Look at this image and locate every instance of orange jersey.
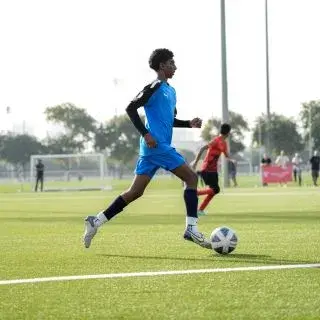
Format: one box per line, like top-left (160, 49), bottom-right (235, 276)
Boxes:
top-left (201, 136), bottom-right (228, 172)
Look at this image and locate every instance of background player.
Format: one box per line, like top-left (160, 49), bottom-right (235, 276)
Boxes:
top-left (34, 159), bottom-right (44, 192)
top-left (228, 157), bottom-right (238, 187)
top-left (310, 150), bottom-right (320, 186)
top-left (83, 48), bottom-right (211, 250)
top-left (191, 123), bottom-right (234, 216)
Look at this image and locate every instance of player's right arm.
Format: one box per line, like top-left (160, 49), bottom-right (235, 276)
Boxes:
top-left (125, 81), bottom-right (161, 148)
top-left (191, 144), bottom-right (209, 169)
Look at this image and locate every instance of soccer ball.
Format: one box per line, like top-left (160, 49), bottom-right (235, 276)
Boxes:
top-left (210, 226), bottom-right (238, 254)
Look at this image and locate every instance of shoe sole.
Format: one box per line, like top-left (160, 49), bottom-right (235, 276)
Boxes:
top-left (83, 218), bottom-right (97, 248)
top-left (184, 231), bottom-right (212, 249)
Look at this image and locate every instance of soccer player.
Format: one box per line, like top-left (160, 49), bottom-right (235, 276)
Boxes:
top-left (191, 124), bottom-right (234, 216)
top-left (228, 158), bottom-right (238, 187)
top-left (34, 159), bottom-right (44, 192)
top-left (83, 48), bottom-right (211, 250)
top-left (310, 150), bottom-right (320, 186)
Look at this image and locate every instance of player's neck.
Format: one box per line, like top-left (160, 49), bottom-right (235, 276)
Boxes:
top-left (157, 73), bottom-right (168, 82)
top-left (220, 134), bottom-right (227, 140)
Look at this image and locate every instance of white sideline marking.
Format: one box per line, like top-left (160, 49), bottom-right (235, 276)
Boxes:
top-left (1, 264), bottom-right (319, 286)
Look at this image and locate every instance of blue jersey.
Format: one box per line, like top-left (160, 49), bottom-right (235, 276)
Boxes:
top-left (141, 81), bottom-right (177, 156)
top-left (129, 80), bottom-right (177, 156)
top-left (126, 79), bottom-right (191, 157)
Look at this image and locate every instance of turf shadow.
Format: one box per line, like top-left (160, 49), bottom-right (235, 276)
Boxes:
top-left (98, 253), bottom-right (319, 265)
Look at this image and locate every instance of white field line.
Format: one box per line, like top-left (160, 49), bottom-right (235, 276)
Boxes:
top-left (1, 263), bottom-right (319, 286)
top-left (0, 191), bottom-right (319, 202)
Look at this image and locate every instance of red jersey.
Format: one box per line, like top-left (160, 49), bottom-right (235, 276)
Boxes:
top-left (201, 135), bottom-right (228, 172)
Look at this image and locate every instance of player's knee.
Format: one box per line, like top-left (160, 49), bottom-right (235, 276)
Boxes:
top-left (124, 188), bottom-right (144, 202)
top-left (213, 186), bottom-right (220, 194)
top-left (186, 171), bottom-right (198, 188)
top-left (132, 190), bottom-right (144, 200)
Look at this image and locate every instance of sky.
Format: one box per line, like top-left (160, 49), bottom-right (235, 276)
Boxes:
top-left (0, 0), bottom-right (320, 141)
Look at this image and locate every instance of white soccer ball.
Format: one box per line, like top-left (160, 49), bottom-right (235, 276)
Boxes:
top-left (210, 226), bottom-right (238, 254)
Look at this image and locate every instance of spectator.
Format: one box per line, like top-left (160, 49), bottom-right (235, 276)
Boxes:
top-left (228, 159), bottom-right (238, 187)
top-left (261, 153), bottom-right (271, 186)
top-left (310, 151), bottom-right (320, 186)
top-left (275, 150), bottom-right (289, 186)
top-left (34, 159), bottom-right (44, 192)
top-left (275, 150), bottom-right (289, 168)
top-left (292, 153), bottom-right (303, 186)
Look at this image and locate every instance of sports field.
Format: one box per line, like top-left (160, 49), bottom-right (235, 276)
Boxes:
top-left (0, 177), bottom-right (319, 319)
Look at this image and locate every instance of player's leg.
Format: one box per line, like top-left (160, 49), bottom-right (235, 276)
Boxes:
top-left (196, 171), bottom-right (214, 216)
top-left (312, 171), bottom-right (317, 186)
top-left (298, 170), bottom-right (302, 186)
top-left (293, 169), bottom-right (297, 182)
top-left (233, 172), bottom-right (238, 187)
top-left (314, 171), bottom-right (319, 186)
top-left (34, 176), bottom-right (39, 192)
top-left (198, 172), bottom-right (220, 215)
top-left (40, 175), bottom-right (44, 192)
top-left (166, 154), bottom-right (211, 249)
top-left (83, 157), bottom-right (156, 248)
top-left (196, 171), bottom-right (214, 215)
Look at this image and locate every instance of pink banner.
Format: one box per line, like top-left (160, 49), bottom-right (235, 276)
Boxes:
top-left (262, 165), bottom-right (293, 184)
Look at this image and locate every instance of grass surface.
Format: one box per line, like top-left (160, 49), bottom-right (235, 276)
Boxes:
top-left (0, 178), bottom-right (320, 319)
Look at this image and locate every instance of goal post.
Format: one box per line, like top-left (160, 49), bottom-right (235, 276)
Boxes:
top-left (30, 153), bottom-right (109, 192)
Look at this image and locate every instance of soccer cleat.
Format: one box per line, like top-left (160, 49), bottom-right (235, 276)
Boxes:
top-left (183, 226), bottom-right (212, 249)
top-left (83, 216), bottom-right (98, 248)
top-left (197, 210), bottom-right (207, 216)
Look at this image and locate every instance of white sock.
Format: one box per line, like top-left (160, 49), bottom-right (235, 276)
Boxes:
top-left (94, 212), bottom-right (108, 227)
top-left (186, 216), bottom-right (198, 232)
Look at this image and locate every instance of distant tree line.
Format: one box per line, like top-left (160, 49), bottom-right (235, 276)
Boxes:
top-left (1, 100), bottom-right (319, 176)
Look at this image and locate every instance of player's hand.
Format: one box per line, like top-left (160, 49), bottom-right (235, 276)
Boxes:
top-left (144, 133), bottom-right (157, 148)
top-left (190, 117), bottom-right (202, 128)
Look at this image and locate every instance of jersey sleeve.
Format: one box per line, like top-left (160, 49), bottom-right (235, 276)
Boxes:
top-left (125, 80), bottom-right (162, 136)
top-left (208, 138), bottom-right (217, 149)
top-left (173, 108), bottom-right (191, 127)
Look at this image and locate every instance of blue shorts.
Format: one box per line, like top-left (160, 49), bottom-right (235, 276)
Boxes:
top-left (135, 149), bottom-right (186, 178)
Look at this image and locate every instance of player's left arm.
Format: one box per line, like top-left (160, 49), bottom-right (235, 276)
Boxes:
top-left (222, 144), bottom-right (235, 163)
top-left (225, 154), bottom-right (235, 163)
top-left (173, 108), bottom-right (202, 128)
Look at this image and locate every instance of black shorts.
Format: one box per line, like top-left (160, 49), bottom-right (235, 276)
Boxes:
top-left (198, 171), bottom-right (219, 189)
top-left (312, 170), bottom-right (319, 178)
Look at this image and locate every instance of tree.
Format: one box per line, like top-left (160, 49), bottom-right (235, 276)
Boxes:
top-left (43, 135), bottom-right (83, 155)
top-left (300, 100), bottom-right (320, 151)
top-left (252, 113), bottom-right (303, 156)
top-left (201, 111), bottom-right (249, 154)
top-left (94, 115), bottom-right (141, 178)
top-left (0, 134), bottom-right (45, 178)
top-left (45, 102), bottom-right (97, 152)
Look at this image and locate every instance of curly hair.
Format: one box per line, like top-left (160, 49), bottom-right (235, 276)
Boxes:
top-left (149, 48), bottom-right (174, 71)
top-left (220, 123), bottom-right (231, 135)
